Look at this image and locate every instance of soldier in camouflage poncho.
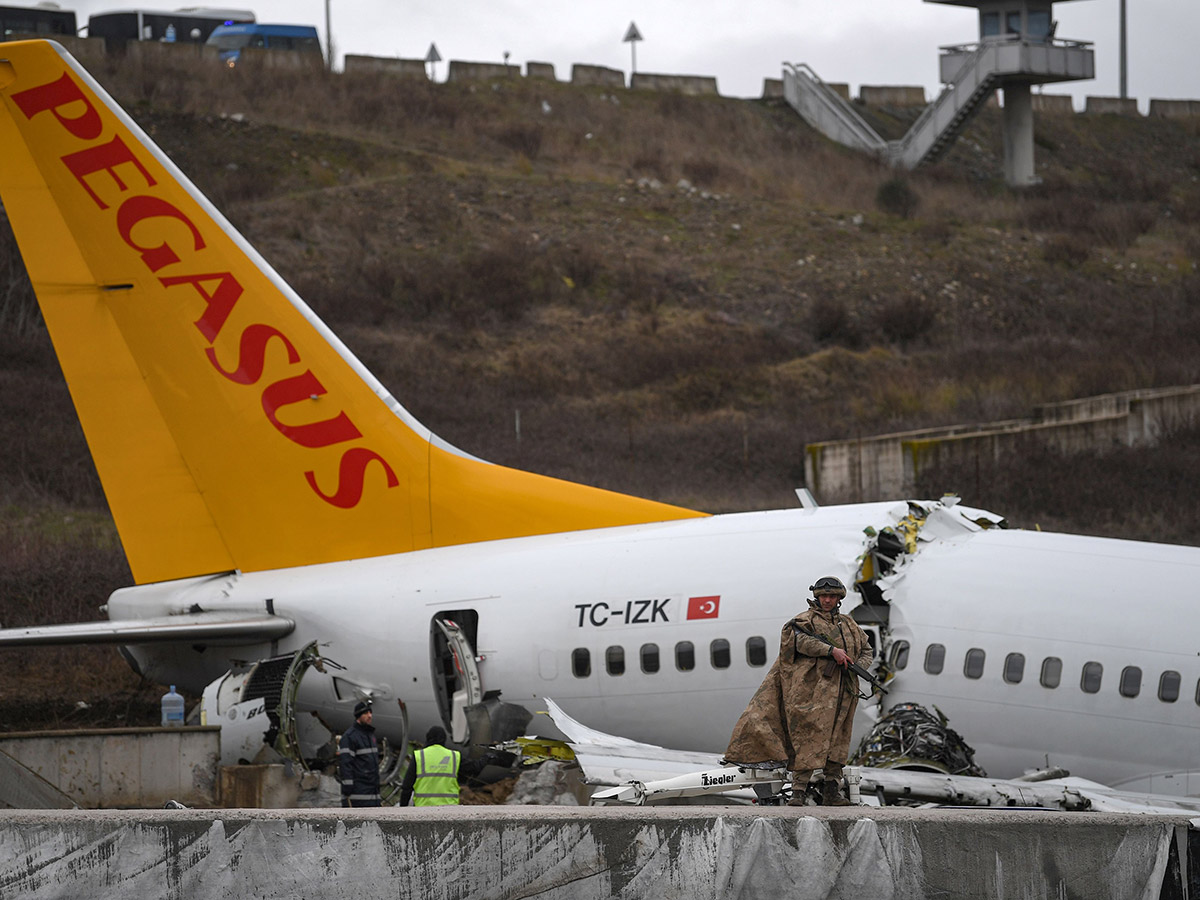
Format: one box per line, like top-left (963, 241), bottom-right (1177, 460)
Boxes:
top-left (724, 576), bottom-right (873, 806)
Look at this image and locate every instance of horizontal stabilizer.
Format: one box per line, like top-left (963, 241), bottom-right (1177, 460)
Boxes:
top-left (0, 613), bottom-right (294, 647)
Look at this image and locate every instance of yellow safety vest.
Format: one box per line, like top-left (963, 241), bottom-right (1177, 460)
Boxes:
top-left (413, 744), bottom-right (461, 806)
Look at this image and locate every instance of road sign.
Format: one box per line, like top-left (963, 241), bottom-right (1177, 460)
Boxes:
top-left (425, 43), bottom-right (442, 63)
top-left (623, 22), bottom-right (642, 43)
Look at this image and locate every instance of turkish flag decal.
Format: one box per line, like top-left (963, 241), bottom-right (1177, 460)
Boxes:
top-left (687, 595), bottom-right (720, 619)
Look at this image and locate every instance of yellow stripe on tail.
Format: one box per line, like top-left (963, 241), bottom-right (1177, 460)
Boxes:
top-left (0, 41), bottom-right (705, 584)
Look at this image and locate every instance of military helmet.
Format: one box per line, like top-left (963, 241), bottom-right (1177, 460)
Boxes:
top-left (809, 576), bottom-right (847, 599)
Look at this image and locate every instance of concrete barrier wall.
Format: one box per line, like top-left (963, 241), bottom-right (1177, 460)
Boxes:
top-left (571, 63), bottom-right (625, 88)
top-left (762, 77), bottom-right (783, 98)
top-left (0, 727), bottom-right (220, 808)
top-left (0, 807), bottom-right (1187, 899)
top-left (126, 40), bottom-right (219, 64)
top-left (1033, 92), bottom-right (1075, 114)
top-left (527, 61), bottom-right (556, 80)
top-left (630, 72), bottom-right (719, 96)
top-left (344, 55), bottom-right (427, 77)
top-left (448, 60), bottom-right (519, 82)
top-left (860, 85), bottom-right (926, 106)
top-left (807, 385), bottom-right (1200, 502)
top-left (238, 46), bottom-right (324, 71)
top-left (1149, 99), bottom-right (1200, 118)
top-left (1085, 96), bottom-right (1139, 115)
top-left (6, 34), bottom-right (106, 64)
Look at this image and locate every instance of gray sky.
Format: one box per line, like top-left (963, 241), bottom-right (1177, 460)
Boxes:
top-left (64, 0), bottom-right (1200, 110)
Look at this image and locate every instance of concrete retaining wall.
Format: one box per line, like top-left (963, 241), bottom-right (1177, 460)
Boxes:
top-left (860, 85), bottom-right (926, 106)
top-left (1033, 92), bottom-right (1075, 114)
top-left (126, 40), bottom-right (219, 64)
top-left (448, 60), bottom-right (519, 82)
top-left (806, 385), bottom-right (1200, 502)
top-left (630, 72), bottom-right (719, 96)
top-left (238, 46), bottom-right (324, 71)
top-left (344, 55), bottom-right (427, 77)
top-left (0, 806), bottom-right (1187, 899)
top-left (527, 61), bottom-right (556, 80)
top-left (571, 63), bottom-right (625, 88)
top-left (1150, 99), bottom-right (1200, 118)
top-left (1085, 95), bottom-right (1139, 115)
top-left (5, 34), bottom-right (106, 64)
top-left (0, 727), bottom-right (220, 808)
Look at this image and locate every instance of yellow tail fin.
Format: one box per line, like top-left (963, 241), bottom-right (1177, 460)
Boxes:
top-left (0, 41), bottom-right (704, 584)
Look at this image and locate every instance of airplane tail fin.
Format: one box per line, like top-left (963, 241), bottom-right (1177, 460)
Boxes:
top-left (0, 41), bottom-right (704, 584)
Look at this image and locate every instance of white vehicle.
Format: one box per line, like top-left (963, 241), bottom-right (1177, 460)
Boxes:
top-left (1, 39), bottom-right (1197, 795)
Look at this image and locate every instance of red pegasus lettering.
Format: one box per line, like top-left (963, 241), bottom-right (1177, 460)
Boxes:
top-left (11, 71), bottom-right (102, 140)
top-left (262, 371), bottom-right (362, 449)
top-left (206, 323), bottom-right (299, 385)
top-left (117, 195), bottom-right (206, 273)
top-left (305, 448), bottom-right (399, 509)
top-left (61, 135), bottom-right (156, 210)
top-left (159, 272), bottom-right (243, 342)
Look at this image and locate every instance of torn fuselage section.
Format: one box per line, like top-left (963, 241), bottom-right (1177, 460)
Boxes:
top-left (845, 496), bottom-right (1007, 693)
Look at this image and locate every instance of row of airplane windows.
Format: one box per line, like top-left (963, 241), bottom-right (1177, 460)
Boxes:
top-left (570, 637), bottom-right (1198, 704)
top-left (571, 637), bottom-right (770, 678)
top-left (892, 641), bottom-right (1194, 703)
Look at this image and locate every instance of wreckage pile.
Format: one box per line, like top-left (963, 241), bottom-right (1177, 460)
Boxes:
top-left (851, 702), bottom-right (986, 777)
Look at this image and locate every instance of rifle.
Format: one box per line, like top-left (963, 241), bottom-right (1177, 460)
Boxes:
top-left (793, 624), bottom-right (889, 695)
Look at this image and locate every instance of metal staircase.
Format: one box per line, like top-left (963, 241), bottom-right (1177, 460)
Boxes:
top-left (782, 37), bottom-right (1094, 173)
top-left (782, 63), bottom-right (886, 158)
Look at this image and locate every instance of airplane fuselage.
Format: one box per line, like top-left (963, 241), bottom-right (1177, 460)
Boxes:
top-left (112, 500), bottom-right (1200, 795)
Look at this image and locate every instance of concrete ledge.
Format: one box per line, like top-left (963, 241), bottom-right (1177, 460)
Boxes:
top-left (1033, 92), bottom-right (1075, 114)
top-left (1085, 95), bottom-right (1140, 115)
top-left (448, 60), bottom-right (520, 81)
top-left (571, 63), bottom-right (625, 88)
top-left (0, 727), bottom-right (220, 808)
top-left (860, 84), bottom-right (926, 106)
top-left (344, 55), bottom-right (427, 77)
top-left (1149, 99), bottom-right (1200, 118)
top-left (630, 72), bottom-right (719, 96)
top-left (0, 807), bottom-right (1186, 899)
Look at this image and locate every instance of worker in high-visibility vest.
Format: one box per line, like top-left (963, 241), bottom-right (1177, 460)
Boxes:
top-left (405, 726), bottom-right (463, 806)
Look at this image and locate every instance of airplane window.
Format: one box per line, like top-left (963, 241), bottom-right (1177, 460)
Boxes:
top-left (711, 639), bottom-right (731, 669)
top-left (1159, 670), bottom-right (1180, 702)
top-left (606, 646), bottom-right (625, 676)
top-left (891, 641), bottom-right (910, 670)
top-left (964, 648), bottom-right (985, 679)
top-left (1081, 661), bottom-right (1103, 693)
top-left (746, 636), bottom-right (767, 667)
top-left (676, 641), bottom-right (695, 672)
top-left (1118, 666), bottom-right (1141, 698)
top-left (924, 643), bottom-right (945, 675)
top-left (572, 648), bottom-right (591, 678)
top-left (1040, 657), bottom-right (1062, 688)
top-left (1003, 652), bottom-right (1025, 684)
top-left (641, 643), bottom-right (660, 674)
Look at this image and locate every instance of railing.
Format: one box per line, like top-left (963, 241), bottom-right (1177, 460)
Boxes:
top-left (782, 62), bottom-right (885, 154)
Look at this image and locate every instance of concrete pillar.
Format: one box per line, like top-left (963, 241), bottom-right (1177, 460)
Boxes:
top-left (1002, 82), bottom-right (1036, 187)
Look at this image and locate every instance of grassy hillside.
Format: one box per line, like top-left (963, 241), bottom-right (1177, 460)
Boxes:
top-left (1, 54), bottom-right (1198, 725)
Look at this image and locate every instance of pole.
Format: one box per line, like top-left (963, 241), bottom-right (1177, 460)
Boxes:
top-left (1119, 0), bottom-right (1126, 99)
top-left (324, 0), bottom-right (333, 70)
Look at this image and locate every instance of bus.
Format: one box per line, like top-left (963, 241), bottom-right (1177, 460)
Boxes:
top-left (87, 7), bottom-right (254, 53)
top-left (0, 3), bottom-right (77, 40)
top-left (205, 22), bottom-right (322, 66)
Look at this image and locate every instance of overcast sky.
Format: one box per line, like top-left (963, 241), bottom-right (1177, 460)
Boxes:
top-left (64, 0), bottom-right (1200, 110)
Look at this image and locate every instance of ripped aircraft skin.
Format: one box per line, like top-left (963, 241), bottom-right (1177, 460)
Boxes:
top-left (1, 41), bottom-right (1198, 797)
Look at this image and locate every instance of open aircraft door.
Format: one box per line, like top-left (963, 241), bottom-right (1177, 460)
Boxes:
top-left (431, 615), bottom-right (483, 744)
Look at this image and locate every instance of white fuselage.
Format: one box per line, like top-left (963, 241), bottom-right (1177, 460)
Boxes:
top-left (109, 500), bottom-right (1200, 795)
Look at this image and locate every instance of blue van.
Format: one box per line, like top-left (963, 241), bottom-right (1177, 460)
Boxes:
top-left (206, 23), bottom-right (323, 66)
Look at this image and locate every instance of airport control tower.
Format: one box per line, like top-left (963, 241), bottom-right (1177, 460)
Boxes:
top-left (926, 0), bottom-right (1095, 185)
top-left (783, 0), bottom-right (1095, 186)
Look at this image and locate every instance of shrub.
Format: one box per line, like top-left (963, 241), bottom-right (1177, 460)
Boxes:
top-left (875, 177), bottom-right (920, 219)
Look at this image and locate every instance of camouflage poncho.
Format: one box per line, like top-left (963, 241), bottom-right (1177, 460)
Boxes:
top-left (724, 604), bottom-right (873, 771)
